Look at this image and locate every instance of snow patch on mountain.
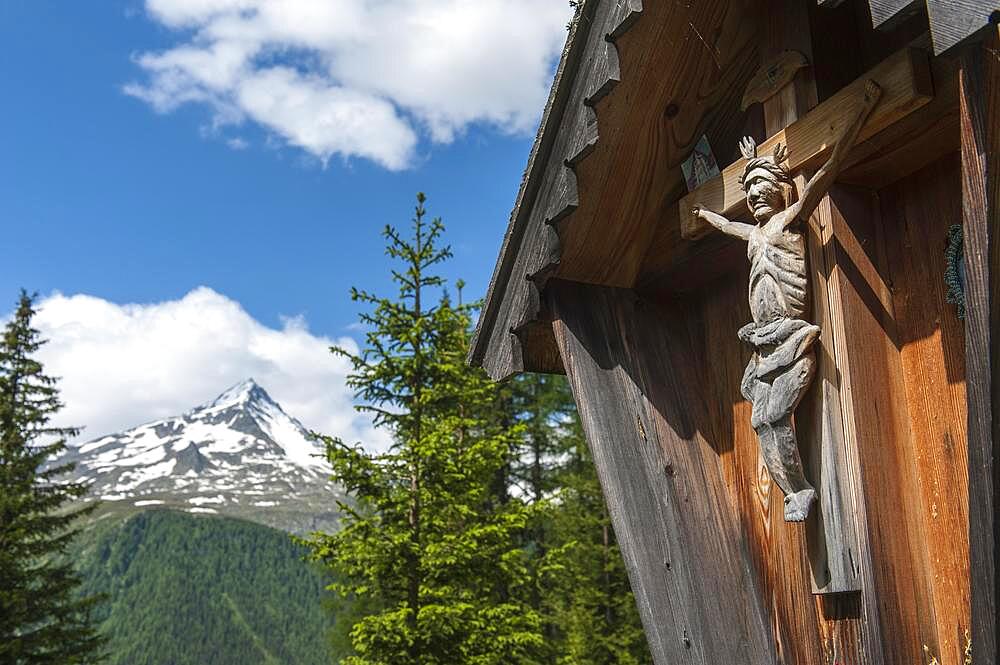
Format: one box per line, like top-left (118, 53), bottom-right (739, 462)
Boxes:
top-left (55, 379), bottom-right (342, 533)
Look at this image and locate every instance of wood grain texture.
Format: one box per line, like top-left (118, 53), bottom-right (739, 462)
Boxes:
top-left (741, 50), bottom-right (810, 110)
top-left (868, 0), bottom-right (924, 30)
top-left (682, 162), bottom-right (974, 664)
top-left (549, 279), bottom-right (777, 665)
top-left (469, 0), bottom-right (600, 379)
top-left (926, 0), bottom-right (999, 54)
top-left (881, 155), bottom-right (971, 665)
top-left (760, 4), bottom-right (864, 598)
top-left (869, 0), bottom-right (996, 54)
top-left (679, 47), bottom-right (934, 241)
top-left (819, 185), bottom-right (935, 665)
top-left (795, 182), bottom-right (865, 596)
top-left (697, 277), bottom-right (840, 665)
top-left (565, 105), bottom-right (599, 167)
top-left (960, 26), bottom-right (1000, 664)
top-left (839, 53), bottom-right (958, 189)
top-left (607, 0), bottom-right (642, 40)
top-left (555, 0), bottom-right (761, 287)
top-left (585, 39), bottom-right (621, 105)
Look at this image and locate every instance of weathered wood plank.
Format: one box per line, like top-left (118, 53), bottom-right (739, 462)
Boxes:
top-left (585, 39), bottom-right (621, 105)
top-left (470, 0), bottom-right (602, 380)
top-left (565, 105), bottom-right (599, 167)
top-left (960, 25), bottom-right (1000, 664)
top-left (880, 155), bottom-right (972, 665)
top-left (697, 277), bottom-right (834, 665)
top-left (868, 0), bottom-right (924, 30)
top-left (927, 0), bottom-right (999, 54)
top-left (608, 0), bottom-right (642, 40)
top-left (543, 166), bottom-right (579, 227)
top-left (679, 47), bottom-right (934, 241)
top-left (474, 0), bottom-right (648, 381)
top-left (839, 53), bottom-right (959, 188)
top-left (794, 183), bottom-right (864, 596)
top-left (741, 51), bottom-right (810, 111)
top-left (549, 279), bottom-right (776, 665)
top-left (820, 185), bottom-right (937, 665)
top-left (759, 4), bottom-right (865, 599)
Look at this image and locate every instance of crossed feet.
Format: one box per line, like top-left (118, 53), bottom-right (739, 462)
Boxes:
top-left (783, 488), bottom-right (817, 522)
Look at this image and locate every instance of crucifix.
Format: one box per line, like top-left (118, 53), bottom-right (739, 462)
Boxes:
top-left (678, 46), bottom-right (933, 593)
top-left (691, 80), bottom-right (882, 523)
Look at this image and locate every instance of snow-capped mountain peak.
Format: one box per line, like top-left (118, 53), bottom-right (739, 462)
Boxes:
top-left (56, 379), bottom-right (339, 533)
top-left (200, 377), bottom-right (272, 411)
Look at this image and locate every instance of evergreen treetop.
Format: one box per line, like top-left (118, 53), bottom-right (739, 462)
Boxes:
top-left (0, 290), bottom-right (105, 664)
top-left (306, 194), bottom-right (543, 665)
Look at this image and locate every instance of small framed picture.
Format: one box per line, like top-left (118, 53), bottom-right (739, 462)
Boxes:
top-left (682, 135), bottom-right (720, 192)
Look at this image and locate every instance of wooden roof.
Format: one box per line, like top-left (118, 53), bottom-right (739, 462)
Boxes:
top-left (470, 0), bottom-right (995, 381)
top-left (867, 0), bottom-right (998, 54)
top-left (468, 0), bottom-right (645, 381)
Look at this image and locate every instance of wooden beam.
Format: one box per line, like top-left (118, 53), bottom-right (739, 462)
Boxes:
top-left (678, 47), bottom-right (933, 241)
top-left (468, 0), bottom-right (599, 380)
top-left (838, 54), bottom-right (959, 189)
top-left (878, 156), bottom-right (972, 665)
top-left (868, 0), bottom-right (924, 30)
top-left (548, 280), bottom-right (777, 665)
top-left (741, 51), bottom-right (810, 111)
top-left (960, 25), bottom-right (1000, 664)
top-left (760, 1), bottom-right (869, 600)
top-left (927, 0), bottom-right (999, 54)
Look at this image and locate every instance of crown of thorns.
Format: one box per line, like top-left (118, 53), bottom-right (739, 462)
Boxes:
top-left (739, 136), bottom-right (791, 189)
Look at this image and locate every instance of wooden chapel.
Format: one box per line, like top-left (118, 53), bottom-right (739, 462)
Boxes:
top-left (469, 1), bottom-right (1000, 663)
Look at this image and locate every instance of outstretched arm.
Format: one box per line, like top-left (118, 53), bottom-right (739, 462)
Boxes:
top-left (693, 206), bottom-right (754, 241)
top-left (786, 80), bottom-right (882, 225)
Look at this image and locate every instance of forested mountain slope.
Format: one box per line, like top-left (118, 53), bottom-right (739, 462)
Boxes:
top-left (72, 509), bottom-right (333, 665)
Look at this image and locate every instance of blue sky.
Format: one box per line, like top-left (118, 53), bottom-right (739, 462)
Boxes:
top-left (0, 0), bottom-right (571, 444)
top-left (1, 0), bottom-right (568, 333)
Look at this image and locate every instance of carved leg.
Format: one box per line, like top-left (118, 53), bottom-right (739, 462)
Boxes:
top-left (757, 417), bottom-right (816, 522)
top-left (748, 352), bottom-right (818, 522)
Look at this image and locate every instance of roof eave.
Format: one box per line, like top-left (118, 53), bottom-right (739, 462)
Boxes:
top-left (468, 0), bottom-right (598, 368)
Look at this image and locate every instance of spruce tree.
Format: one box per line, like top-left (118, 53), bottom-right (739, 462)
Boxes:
top-left (509, 374), bottom-right (651, 664)
top-left (306, 194), bottom-right (543, 665)
top-left (541, 411), bottom-right (649, 665)
top-left (0, 291), bottom-right (105, 664)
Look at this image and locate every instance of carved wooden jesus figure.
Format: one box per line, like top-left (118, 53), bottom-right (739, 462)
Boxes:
top-left (692, 80), bottom-right (882, 522)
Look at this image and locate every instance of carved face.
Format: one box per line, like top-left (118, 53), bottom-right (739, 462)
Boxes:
top-left (745, 175), bottom-right (784, 223)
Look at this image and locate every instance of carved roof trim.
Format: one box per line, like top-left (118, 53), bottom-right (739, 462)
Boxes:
top-left (467, 0), bottom-right (598, 370)
top-left (469, 0), bottom-right (642, 378)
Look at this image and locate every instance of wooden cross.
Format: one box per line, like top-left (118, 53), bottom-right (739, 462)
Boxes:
top-left (676, 46), bottom-right (934, 595)
top-left (679, 48), bottom-right (933, 241)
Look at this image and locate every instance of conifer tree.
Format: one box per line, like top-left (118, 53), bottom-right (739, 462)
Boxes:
top-left (540, 412), bottom-right (649, 664)
top-left (0, 291), bottom-right (105, 664)
top-left (508, 374), bottom-right (650, 664)
top-left (306, 194), bottom-right (543, 665)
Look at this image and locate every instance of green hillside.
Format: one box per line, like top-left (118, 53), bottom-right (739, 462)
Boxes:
top-left (72, 509), bottom-right (334, 665)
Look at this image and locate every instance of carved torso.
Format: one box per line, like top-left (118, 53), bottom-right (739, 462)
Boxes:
top-left (747, 220), bottom-right (807, 325)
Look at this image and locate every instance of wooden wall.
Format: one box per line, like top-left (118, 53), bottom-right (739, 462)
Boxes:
top-left (641, 152), bottom-right (970, 664)
top-left (533, 4), bottom-right (977, 664)
top-left (549, 280), bottom-right (777, 665)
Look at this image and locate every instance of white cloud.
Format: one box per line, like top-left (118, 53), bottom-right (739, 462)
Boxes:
top-left (124, 0), bottom-right (573, 168)
top-left (30, 287), bottom-right (391, 452)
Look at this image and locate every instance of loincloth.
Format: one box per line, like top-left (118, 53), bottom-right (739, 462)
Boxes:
top-left (739, 317), bottom-right (821, 428)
